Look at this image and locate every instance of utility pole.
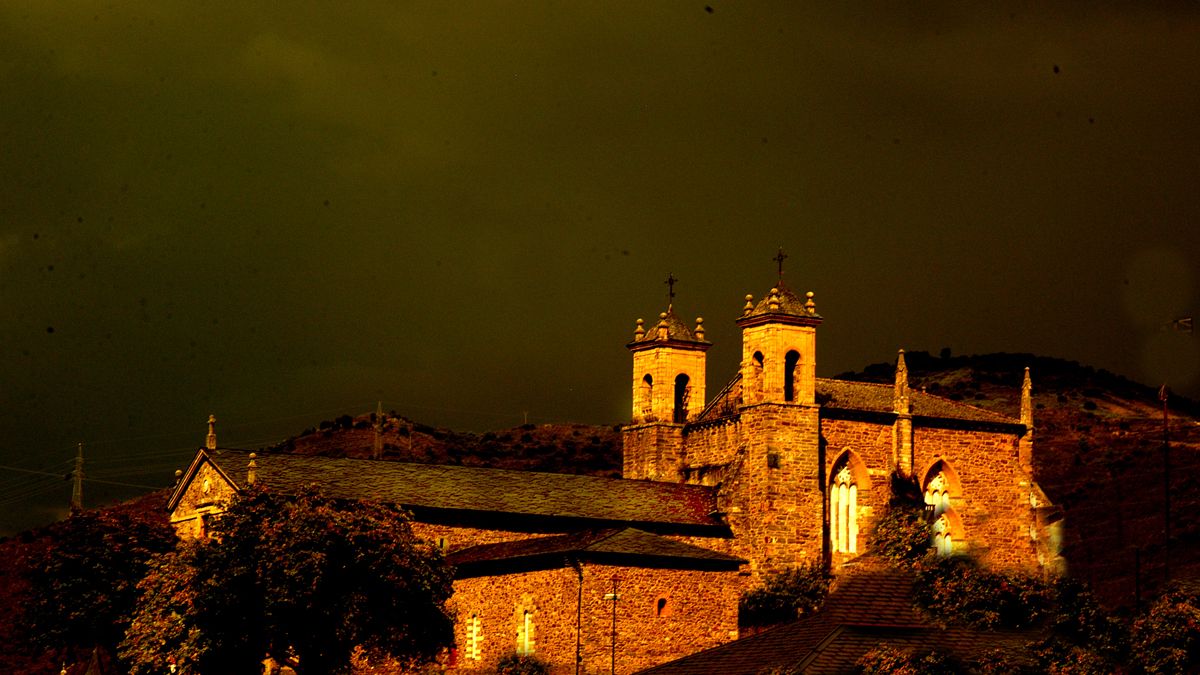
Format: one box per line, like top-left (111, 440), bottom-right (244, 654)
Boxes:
top-left (373, 401), bottom-right (384, 460)
top-left (1161, 384), bottom-right (1171, 582)
top-left (70, 443), bottom-right (83, 511)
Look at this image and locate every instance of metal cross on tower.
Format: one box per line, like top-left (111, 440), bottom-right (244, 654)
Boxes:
top-left (774, 247), bottom-right (788, 281)
top-left (665, 273), bottom-right (677, 304)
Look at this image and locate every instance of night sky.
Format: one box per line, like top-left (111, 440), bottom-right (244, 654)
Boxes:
top-left (2, 3), bottom-right (1198, 535)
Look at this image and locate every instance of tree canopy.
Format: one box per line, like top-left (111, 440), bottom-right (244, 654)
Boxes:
top-left (21, 493), bottom-right (176, 673)
top-left (120, 486), bottom-right (455, 675)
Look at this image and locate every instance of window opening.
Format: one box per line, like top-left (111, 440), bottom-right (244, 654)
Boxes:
top-left (467, 613), bottom-right (482, 661)
top-left (518, 609), bottom-right (535, 655)
top-left (830, 464), bottom-right (857, 553)
top-left (673, 374), bottom-right (690, 423)
top-left (784, 350), bottom-right (800, 401)
top-left (641, 374), bottom-right (653, 418)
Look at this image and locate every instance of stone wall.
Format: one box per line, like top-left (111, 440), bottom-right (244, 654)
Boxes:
top-left (169, 457), bottom-right (240, 539)
top-left (448, 563), bottom-right (740, 675)
top-left (913, 425), bottom-right (1038, 572)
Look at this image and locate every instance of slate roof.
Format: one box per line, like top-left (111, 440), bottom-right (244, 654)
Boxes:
top-left (636, 563), bottom-right (1039, 675)
top-left (742, 282), bottom-right (820, 321)
top-left (815, 378), bottom-right (1018, 425)
top-left (691, 374), bottom-right (1017, 426)
top-left (627, 305), bottom-right (710, 348)
top-left (195, 450), bottom-right (723, 530)
top-left (448, 527), bottom-right (744, 576)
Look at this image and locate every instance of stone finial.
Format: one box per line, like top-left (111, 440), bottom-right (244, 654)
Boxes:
top-left (656, 312), bottom-right (669, 340)
top-left (1021, 367), bottom-right (1033, 428)
top-left (893, 349), bottom-right (911, 414)
top-left (173, 469), bottom-right (183, 486)
top-left (247, 452), bottom-right (257, 486)
top-left (804, 291), bottom-right (816, 314)
top-left (634, 318), bottom-right (645, 340)
top-left (206, 414), bottom-right (217, 450)
top-left (742, 294), bottom-right (754, 316)
top-left (768, 288), bottom-right (780, 312)
top-left (695, 317), bottom-right (705, 341)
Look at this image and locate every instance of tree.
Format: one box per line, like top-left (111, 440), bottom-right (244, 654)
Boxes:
top-left (855, 644), bottom-right (961, 675)
top-left (739, 563), bottom-right (830, 628)
top-left (23, 494), bottom-right (176, 672)
top-left (121, 487), bottom-right (455, 675)
top-left (1130, 587), bottom-right (1200, 674)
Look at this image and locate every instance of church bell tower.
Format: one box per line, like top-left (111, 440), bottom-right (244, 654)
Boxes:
top-left (622, 276), bottom-right (710, 481)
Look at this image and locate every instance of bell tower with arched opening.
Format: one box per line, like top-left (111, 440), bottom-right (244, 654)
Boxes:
top-left (623, 280), bottom-right (710, 481)
top-left (725, 262), bottom-right (827, 572)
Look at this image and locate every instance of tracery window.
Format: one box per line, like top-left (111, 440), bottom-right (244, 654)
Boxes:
top-left (830, 464), bottom-right (858, 554)
top-left (924, 470), bottom-right (958, 556)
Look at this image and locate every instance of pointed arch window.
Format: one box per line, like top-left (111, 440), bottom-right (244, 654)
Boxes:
top-left (830, 465), bottom-right (858, 553)
top-left (923, 470), bottom-right (960, 556)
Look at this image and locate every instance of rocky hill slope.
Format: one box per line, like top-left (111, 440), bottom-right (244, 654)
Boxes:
top-left (263, 415), bottom-right (624, 478)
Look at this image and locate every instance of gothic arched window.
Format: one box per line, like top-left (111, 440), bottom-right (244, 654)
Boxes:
top-left (830, 464), bottom-right (858, 554)
top-left (923, 467), bottom-right (961, 556)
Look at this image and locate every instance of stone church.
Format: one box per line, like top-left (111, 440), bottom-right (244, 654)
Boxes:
top-left (167, 274), bottom-right (1061, 674)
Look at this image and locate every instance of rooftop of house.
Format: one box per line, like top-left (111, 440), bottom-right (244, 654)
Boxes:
top-left (449, 527), bottom-right (745, 577)
top-left (170, 449), bottom-right (725, 531)
top-left (636, 560), bottom-right (1039, 674)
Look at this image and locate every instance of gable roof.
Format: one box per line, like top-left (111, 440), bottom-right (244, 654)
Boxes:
top-left (690, 374), bottom-right (1018, 427)
top-left (177, 449), bottom-right (724, 531)
top-left (636, 564), bottom-right (1039, 674)
top-left (816, 379), bottom-right (1018, 425)
top-left (449, 527), bottom-right (744, 577)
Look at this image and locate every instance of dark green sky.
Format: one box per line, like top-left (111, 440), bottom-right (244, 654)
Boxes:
top-left (1, 3), bottom-right (1197, 535)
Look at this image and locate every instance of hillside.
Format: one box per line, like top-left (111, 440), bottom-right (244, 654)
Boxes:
top-left (837, 351), bottom-right (1200, 608)
top-left (263, 415), bottom-right (623, 478)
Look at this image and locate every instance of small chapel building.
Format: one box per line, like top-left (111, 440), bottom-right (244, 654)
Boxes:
top-left (167, 273), bottom-right (1062, 674)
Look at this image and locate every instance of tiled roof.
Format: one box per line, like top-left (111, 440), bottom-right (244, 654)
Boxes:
top-left (627, 305), bottom-right (709, 347)
top-left (816, 379), bottom-right (1018, 425)
top-left (743, 282), bottom-right (819, 320)
top-left (690, 375), bottom-right (1017, 426)
top-left (448, 527), bottom-right (743, 574)
top-left (637, 564), bottom-right (1040, 675)
top-left (203, 450), bottom-right (722, 529)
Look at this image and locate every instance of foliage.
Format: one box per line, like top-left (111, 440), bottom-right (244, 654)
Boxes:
top-left (0, 531), bottom-right (59, 675)
top-left (913, 555), bottom-right (1051, 629)
top-left (494, 652), bottom-right (552, 675)
top-left (120, 487), bottom-right (455, 675)
top-left (855, 644), bottom-right (961, 675)
top-left (23, 494), bottom-right (176, 671)
top-left (1130, 586), bottom-right (1200, 674)
top-left (870, 501), bottom-right (930, 563)
top-left (738, 563), bottom-right (831, 628)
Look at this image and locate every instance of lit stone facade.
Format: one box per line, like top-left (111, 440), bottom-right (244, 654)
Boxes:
top-left (448, 562), bottom-right (739, 674)
top-left (623, 279), bottom-right (1062, 580)
top-left (165, 275), bottom-right (1062, 675)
